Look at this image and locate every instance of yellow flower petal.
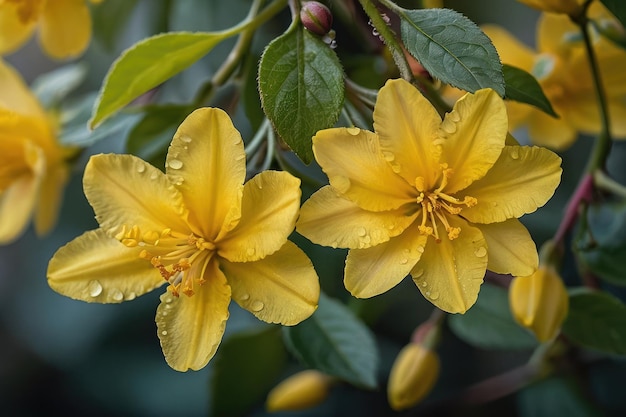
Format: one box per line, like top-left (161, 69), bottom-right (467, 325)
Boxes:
top-left (478, 219), bottom-right (538, 277)
top-left (461, 146), bottom-right (562, 224)
top-left (0, 5), bottom-right (36, 55)
top-left (156, 259), bottom-right (231, 371)
top-left (312, 127), bottom-right (415, 211)
top-left (166, 108), bottom-right (246, 240)
top-left (374, 79), bottom-right (441, 188)
top-left (39, 0), bottom-right (91, 58)
top-left (537, 10), bottom-right (580, 55)
top-left (47, 229), bottom-right (165, 303)
top-left (439, 89), bottom-right (508, 193)
top-left (527, 110), bottom-right (577, 150)
top-left (344, 225), bottom-right (428, 298)
top-left (217, 171), bottom-right (301, 262)
top-left (266, 370), bottom-right (332, 412)
top-left (387, 343), bottom-right (439, 411)
top-left (0, 59), bottom-right (46, 119)
top-left (83, 154), bottom-right (189, 236)
top-left (0, 140), bottom-right (44, 244)
top-left (412, 216), bottom-right (486, 313)
top-left (221, 241), bottom-right (319, 325)
top-left (34, 163), bottom-right (69, 236)
top-left (482, 24), bottom-right (535, 72)
top-left (297, 186), bottom-right (417, 249)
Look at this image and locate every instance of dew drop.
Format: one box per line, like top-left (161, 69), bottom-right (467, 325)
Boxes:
top-left (125, 292), bottom-right (137, 301)
top-left (332, 175), bottom-right (351, 191)
top-left (180, 135), bottom-right (192, 143)
top-left (390, 163), bottom-right (401, 173)
top-left (88, 280), bottom-right (103, 297)
top-left (150, 171), bottom-right (159, 180)
top-left (330, 241), bottom-right (339, 248)
top-left (161, 311), bottom-right (168, 316)
top-left (136, 164), bottom-right (146, 173)
top-left (357, 227), bottom-right (367, 237)
top-left (347, 127), bottom-right (360, 136)
top-left (448, 111), bottom-right (461, 122)
top-left (420, 281), bottom-right (428, 287)
top-left (161, 330), bottom-right (168, 336)
top-left (413, 268), bottom-right (424, 279)
top-left (246, 247), bottom-right (256, 256)
top-left (400, 258), bottom-right (408, 265)
top-left (510, 148), bottom-right (520, 160)
top-left (417, 246), bottom-right (425, 253)
top-left (474, 246), bottom-right (487, 258)
top-left (111, 289), bottom-right (124, 301)
top-left (168, 159), bottom-right (183, 169)
top-left (382, 151), bottom-right (395, 162)
top-left (251, 300), bottom-right (265, 312)
top-left (240, 293), bottom-right (250, 301)
top-left (441, 119), bottom-right (457, 134)
top-left (428, 291), bottom-right (440, 300)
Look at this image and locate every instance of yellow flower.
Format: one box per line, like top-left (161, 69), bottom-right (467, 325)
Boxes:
top-left (484, 3), bottom-right (626, 149)
top-left (517, 0), bottom-right (585, 16)
top-left (387, 343), bottom-right (439, 411)
top-left (0, 0), bottom-right (102, 59)
top-left (0, 58), bottom-right (73, 244)
top-left (47, 107), bottom-right (320, 371)
top-left (509, 265), bottom-right (569, 342)
top-left (266, 370), bottom-right (332, 412)
top-left (296, 79), bottom-right (562, 314)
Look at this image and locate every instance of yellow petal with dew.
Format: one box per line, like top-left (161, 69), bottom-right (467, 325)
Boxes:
top-left (345, 225), bottom-right (428, 298)
top-left (47, 229), bottom-right (165, 303)
top-left (166, 107), bottom-right (246, 240)
top-left (221, 241), bottom-right (319, 326)
top-left (509, 265), bottom-right (569, 342)
top-left (312, 127), bottom-right (415, 211)
top-left (0, 58), bottom-right (46, 119)
top-left (412, 216), bottom-right (486, 313)
top-left (374, 78), bottom-right (441, 188)
top-left (217, 171), bottom-right (301, 262)
top-left (438, 89), bottom-right (508, 193)
top-left (297, 185), bottom-right (417, 250)
top-left (387, 343), bottom-right (439, 411)
top-left (83, 153), bottom-right (189, 237)
top-left (461, 146), bottom-right (562, 224)
top-left (39, 0), bottom-right (91, 58)
top-left (481, 24), bottom-right (536, 72)
top-left (478, 219), bottom-right (538, 277)
top-left (156, 259), bottom-right (231, 371)
top-left (0, 6), bottom-right (36, 56)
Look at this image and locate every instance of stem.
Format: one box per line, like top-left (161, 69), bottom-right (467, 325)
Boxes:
top-left (553, 173), bottom-right (594, 245)
top-left (357, 0), bottom-right (413, 81)
top-left (594, 170), bottom-right (626, 198)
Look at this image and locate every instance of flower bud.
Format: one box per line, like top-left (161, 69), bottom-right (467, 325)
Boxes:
top-left (516, 0), bottom-right (584, 16)
top-left (509, 265), bottom-right (569, 342)
top-left (266, 370), bottom-right (332, 412)
top-left (387, 343), bottom-right (439, 411)
top-left (300, 1), bottom-right (333, 36)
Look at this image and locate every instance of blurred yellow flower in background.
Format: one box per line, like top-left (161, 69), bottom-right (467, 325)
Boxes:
top-left (517, 0), bottom-right (584, 16)
top-left (0, 0), bottom-right (102, 59)
top-left (266, 370), bottom-right (333, 412)
top-left (0, 58), bottom-right (74, 244)
top-left (484, 3), bottom-right (626, 149)
top-left (387, 342), bottom-right (439, 411)
top-left (48, 108), bottom-right (320, 371)
top-left (297, 79), bottom-right (562, 314)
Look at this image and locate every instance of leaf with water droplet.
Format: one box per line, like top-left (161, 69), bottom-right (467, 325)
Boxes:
top-left (259, 24), bottom-right (344, 163)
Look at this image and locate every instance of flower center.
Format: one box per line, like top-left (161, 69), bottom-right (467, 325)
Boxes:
top-left (414, 164), bottom-right (477, 242)
top-left (114, 225), bottom-right (215, 297)
top-left (4, 0), bottom-right (44, 24)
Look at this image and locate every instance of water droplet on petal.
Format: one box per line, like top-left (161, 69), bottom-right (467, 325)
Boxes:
top-left (382, 151), bottom-right (395, 162)
top-left (111, 289), bottom-right (124, 301)
top-left (88, 280), bottom-right (103, 297)
top-left (417, 246), bottom-right (425, 253)
top-left (161, 330), bottom-right (168, 336)
top-left (246, 247), bottom-right (256, 256)
top-left (357, 227), bottom-right (367, 237)
top-left (474, 246), bottom-right (487, 257)
top-left (428, 291), bottom-right (440, 300)
top-left (240, 293), bottom-right (250, 301)
top-left (125, 292), bottom-right (137, 301)
top-left (180, 135), bottom-right (192, 143)
top-left (347, 127), bottom-right (360, 135)
top-left (136, 164), bottom-right (146, 173)
top-left (413, 268), bottom-right (424, 279)
top-left (330, 241), bottom-right (339, 248)
top-left (400, 258), bottom-right (408, 265)
top-left (168, 159), bottom-right (183, 169)
top-left (510, 148), bottom-right (520, 160)
top-left (441, 119), bottom-right (457, 134)
top-left (333, 176), bottom-right (351, 191)
top-left (150, 171), bottom-right (159, 180)
top-left (251, 300), bottom-right (264, 312)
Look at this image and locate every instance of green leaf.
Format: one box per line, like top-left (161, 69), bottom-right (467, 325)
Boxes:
top-left (90, 31), bottom-right (236, 129)
top-left (31, 63), bottom-right (88, 108)
top-left (282, 293), bottom-right (378, 389)
top-left (503, 64), bottom-right (558, 117)
top-left (258, 24), bottom-right (344, 164)
top-left (209, 326), bottom-right (287, 417)
top-left (601, 0), bottom-right (626, 29)
top-left (399, 8), bottom-right (505, 96)
top-left (562, 288), bottom-right (626, 356)
top-left (448, 283), bottom-right (538, 350)
top-left (126, 104), bottom-right (195, 160)
top-left (518, 376), bottom-right (605, 417)
top-left (574, 201), bottom-right (626, 286)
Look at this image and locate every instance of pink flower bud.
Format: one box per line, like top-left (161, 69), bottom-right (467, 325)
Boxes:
top-left (301, 2), bottom-right (333, 36)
